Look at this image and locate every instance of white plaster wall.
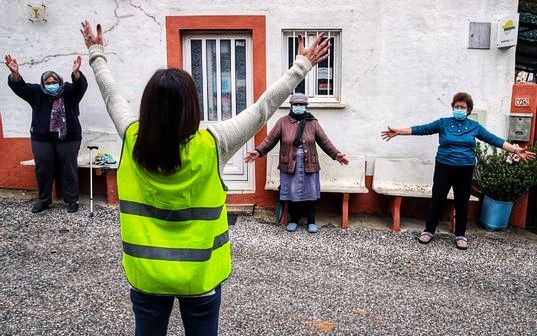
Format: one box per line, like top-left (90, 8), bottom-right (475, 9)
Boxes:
top-left (0, 0), bottom-right (167, 138)
top-left (1, 0), bottom-right (517, 175)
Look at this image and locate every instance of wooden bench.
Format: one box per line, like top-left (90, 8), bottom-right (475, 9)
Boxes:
top-left (20, 129), bottom-right (121, 205)
top-left (372, 157), bottom-right (479, 232)
top-left (265, 147), bottom-right (368, 229)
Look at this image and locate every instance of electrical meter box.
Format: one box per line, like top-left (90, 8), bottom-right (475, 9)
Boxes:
top-left (497, 14), bottom-right (519, 48)
top-left (509, 113), bottom-right (532, 141)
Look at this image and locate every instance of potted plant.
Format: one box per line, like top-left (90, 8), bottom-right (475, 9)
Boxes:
top-left (475, 143), bottom-right (537, 231)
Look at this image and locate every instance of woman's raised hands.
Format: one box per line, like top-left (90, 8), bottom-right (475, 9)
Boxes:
top-left (4, 54), bottom-right (20, 80)
top-left (80, 20), bottom-right (103, 48)
top-left (297, 34), bottom-right (330, 67)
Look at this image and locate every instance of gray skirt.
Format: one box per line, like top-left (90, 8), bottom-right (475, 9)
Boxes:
top-left (279, 146), bottom-right (321, 202)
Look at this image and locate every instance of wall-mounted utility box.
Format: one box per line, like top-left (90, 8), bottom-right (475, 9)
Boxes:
top-left (497, 14), bottom-right (519, 48)
top-left (468, 22), bottom-right (491, 49)
top-left (509, 113), bottom-right (532, 141)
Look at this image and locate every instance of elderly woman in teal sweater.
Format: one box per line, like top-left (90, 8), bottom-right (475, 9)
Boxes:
top-left (381, 92), bottom-right (535, 250)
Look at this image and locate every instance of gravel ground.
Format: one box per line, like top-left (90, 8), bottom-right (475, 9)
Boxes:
top-left (1, 197), bottom-right (536, 336)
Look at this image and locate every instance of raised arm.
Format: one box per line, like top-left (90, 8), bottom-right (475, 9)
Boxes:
top-left (5, 54), bottom-right (39, 105)
top-left (476, 124), bottom-right (505, 149)
top-left (410, 119), bottom-right (442, 136)
top-left (380, 127), bottom-right (412, 141)
top-left (81, 21), bottom-right (137, 138)
top-left (209, 34), bottom-right (330, 168)
top-left (381, 119), bottom-right (441, 142)
top-left (315, 122), bottom-right (348, 165)
top-left (70, 70), bottom-right (88, 105)
top-left (70, 56), bottom-right (88, 105)
top-left (244, 118), bottom-right (283, 163)
top-left (477, 125), bottom-right (536, 162)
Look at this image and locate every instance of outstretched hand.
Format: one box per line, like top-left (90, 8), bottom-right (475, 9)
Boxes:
top-left (381, 127), bottom-right (399, 141)
top-left (4, 54), bottom-right (20, 80)
top-left (518, 148), bottom-right (536, 162)
top-left (244, 151), bottom-right (260, 163)
top-left (336, 153), bottom-right (349, 165)
top-left (72, 56), bottom-right (82, 79)
top-left (297, 34), bottom-right (330, 67)
top-left (80, 20), bottom-right (103, 48)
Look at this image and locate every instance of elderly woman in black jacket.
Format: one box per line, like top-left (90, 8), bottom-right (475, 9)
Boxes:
top-left (5, 54), bottom-right (87, 213)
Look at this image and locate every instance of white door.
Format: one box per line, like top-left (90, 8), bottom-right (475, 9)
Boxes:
top-left (183, 33), bottom-right (254, 192)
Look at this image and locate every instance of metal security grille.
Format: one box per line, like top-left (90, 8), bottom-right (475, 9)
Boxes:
top-left (185, 35), bottom-right (252, 121)
top-left (284, 30), bottom-right (341, 102)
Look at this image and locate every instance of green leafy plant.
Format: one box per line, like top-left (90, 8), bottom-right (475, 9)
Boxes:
top-left (475, 142), bottom-right (537, 202)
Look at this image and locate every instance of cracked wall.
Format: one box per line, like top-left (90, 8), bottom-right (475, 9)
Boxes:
top-left (1, 0), bottom-right (517, 175)
top-left (0, 0), bottom-right (165, 138)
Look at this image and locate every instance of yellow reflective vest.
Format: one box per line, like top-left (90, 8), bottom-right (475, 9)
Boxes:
top-left (117, 122), bottom-right (231, 296)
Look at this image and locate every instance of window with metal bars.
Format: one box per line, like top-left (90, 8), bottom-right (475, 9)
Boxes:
top-left (184, 35), bottom-right (252, 122)
top-left (283, 30), bottom-right (341, 103)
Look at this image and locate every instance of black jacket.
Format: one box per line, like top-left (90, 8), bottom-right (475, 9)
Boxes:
top-left (7, 72), bottom-right (88, 142)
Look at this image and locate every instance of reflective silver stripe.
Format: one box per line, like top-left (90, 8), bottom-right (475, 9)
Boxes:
top-left (120, 200), bottom-right (223, 221)
top-left (123, 230), bottom-right (230, 262)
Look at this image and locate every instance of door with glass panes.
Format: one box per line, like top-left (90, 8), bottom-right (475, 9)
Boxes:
top-left (183, 34), bottom-right (254, 191)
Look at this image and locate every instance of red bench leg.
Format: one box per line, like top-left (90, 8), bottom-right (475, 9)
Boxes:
top-left (105, 170), bottom-right (119, 206)
top-left (390, 196), bottom-right (402, 232)
top-left (342, 193), bottom-right (349, 229)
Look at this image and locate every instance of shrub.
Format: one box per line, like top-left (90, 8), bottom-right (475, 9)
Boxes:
top-left (475, 143), bottom-right (537, 202)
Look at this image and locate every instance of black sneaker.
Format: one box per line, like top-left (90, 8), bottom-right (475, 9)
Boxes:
top-left (67, 203), bottom-right (79, 213)
top-left (31, 202), bottom-right (49, 213)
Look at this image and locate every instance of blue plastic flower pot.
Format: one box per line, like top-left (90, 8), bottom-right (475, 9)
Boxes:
top-left (480, 195), bottom-right (514, 231)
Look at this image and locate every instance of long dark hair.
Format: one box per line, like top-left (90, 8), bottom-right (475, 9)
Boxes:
top-left (133, 68), bottom-right (201, 175)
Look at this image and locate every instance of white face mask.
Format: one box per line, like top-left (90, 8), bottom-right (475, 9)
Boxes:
top-left (292, 106), bottom-right (306, 114)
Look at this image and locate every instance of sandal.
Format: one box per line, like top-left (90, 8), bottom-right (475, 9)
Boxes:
top-left (455, 236), bottom-right (469, 250)
top-left (418, 231), bottom-right (434, 244)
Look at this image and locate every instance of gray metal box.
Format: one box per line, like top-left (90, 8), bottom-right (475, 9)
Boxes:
top-left (468, 22), bottom-right (491, 49)
top-left (508, 114), bottom-right (532, 141)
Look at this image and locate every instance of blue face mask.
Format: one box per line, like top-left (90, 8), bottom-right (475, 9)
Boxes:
top-left (453, 109), bottom-right (467, 120)
top-left (44, 83), bottom-right (60, 94)
top-left (292, 106), bottom-right (306, 114)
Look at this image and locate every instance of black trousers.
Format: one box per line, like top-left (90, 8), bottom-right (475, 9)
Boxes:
top-left (130, 285), bottom-right (221, 336)
top-left (31, 140), bottom-right (81, 204)
top-left (288, 201), bottom-right (316, 224)
top-left (425, 161), bottom-right (474, 237)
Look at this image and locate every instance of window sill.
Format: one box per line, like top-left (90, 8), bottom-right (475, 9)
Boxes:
top-left (279, 101), bottom-right (346, 109)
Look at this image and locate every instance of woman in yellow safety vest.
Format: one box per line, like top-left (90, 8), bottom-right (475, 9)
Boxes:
top-left (80, 21), bottom-right (329, 336)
